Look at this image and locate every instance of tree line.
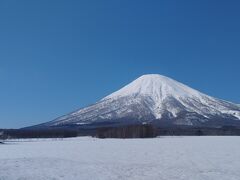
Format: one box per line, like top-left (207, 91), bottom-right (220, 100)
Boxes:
top-left (1, 124), bottom-right (240, 140)
top-left (96, 125), bottom-right (158, 138)
top-left (0, 129), bottom-right (78, 139)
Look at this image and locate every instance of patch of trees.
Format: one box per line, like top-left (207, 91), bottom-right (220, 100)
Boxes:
top-left (95, 124), bottom-right (158, 138)
top-left (156, 126), bottom-right (240, 136)
top-left (2, 129), bottom-right (78, 139)
top-left (95, 125), bottom-right (240, 138)
top-left (1, 124), bottom-right (240, 140)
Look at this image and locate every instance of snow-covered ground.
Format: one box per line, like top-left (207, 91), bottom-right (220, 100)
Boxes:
top-left (0, 136), bottom-right (240, 180)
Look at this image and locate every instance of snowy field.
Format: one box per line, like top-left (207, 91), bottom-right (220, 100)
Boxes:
top-left (0, 137), bottom-right (240, 180)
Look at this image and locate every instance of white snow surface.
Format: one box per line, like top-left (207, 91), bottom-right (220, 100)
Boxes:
top-left (1, 136), bottom-right (240, 180)
top-left (103, 74), bottom-right (204, 101)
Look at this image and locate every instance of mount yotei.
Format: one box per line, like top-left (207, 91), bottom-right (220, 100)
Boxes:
top-left (35, 74), bottom-right (240, 128)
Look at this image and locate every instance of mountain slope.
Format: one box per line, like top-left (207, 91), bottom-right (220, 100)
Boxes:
top-left (38, 74), bottom-right (240, 128)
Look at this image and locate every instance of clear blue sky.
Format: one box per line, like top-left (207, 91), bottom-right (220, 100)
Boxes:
top-left (0, 0), bottom-right (240, 128)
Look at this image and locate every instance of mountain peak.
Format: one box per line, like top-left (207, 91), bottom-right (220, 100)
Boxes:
top-left (103, 74), bottom-right (202, 101)
top-left (138, 74), bottom-right (168, 79)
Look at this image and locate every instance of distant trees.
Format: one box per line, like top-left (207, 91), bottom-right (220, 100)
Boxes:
top-left (2, 124), bottom-right (240, 140)
top-left (96, 125), bottom-right (158, 138)
top-left (2, 129), bottom-right (78, 139)
top-left (195, 129), bottom-right (203, 136)
top-left (95, 125), bottom-right (240, 138)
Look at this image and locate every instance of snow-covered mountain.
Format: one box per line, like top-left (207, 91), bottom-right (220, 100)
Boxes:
top-left (38, 74), bottom-right (240, 128)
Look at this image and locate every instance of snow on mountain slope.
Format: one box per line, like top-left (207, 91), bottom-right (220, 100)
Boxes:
top-left (39, 74), bottom-right (240, 128)
top-left (103, 74), bottom-right (203, 101)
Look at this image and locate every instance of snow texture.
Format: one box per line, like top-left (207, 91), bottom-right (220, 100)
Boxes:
top-left (1, 137), bottom-right (240, 180)
top-left (103, 74), bottom-right (203, 100)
